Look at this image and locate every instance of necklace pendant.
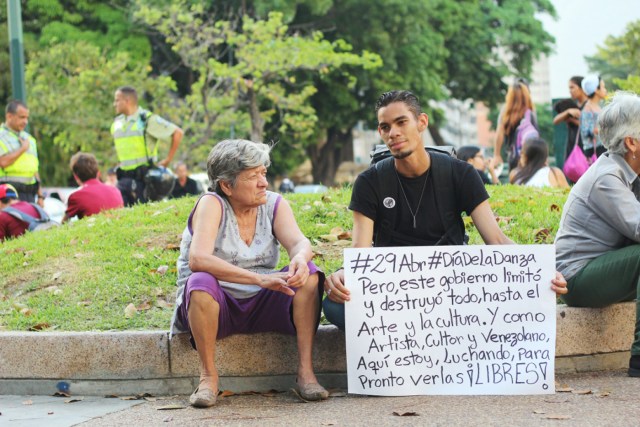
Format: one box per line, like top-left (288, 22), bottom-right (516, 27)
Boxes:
top-left (413, 217), bottom-right (417, 229)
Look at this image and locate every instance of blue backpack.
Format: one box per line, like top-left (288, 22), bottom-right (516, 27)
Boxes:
top-left (2, 203), bottom-right (60, 231)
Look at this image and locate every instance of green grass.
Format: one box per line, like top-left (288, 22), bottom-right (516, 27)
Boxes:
top-left (0, 185), bottom-right (569, 331)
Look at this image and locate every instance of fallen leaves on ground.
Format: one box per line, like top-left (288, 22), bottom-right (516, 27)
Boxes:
top-left (534, 227), bottom-right (552, 243)
top-left (598, 391), bottom-right (611, 397)
top-left (136, 301), bottom-right (152, 311)
top-left (550, 203), bottom-right (561, 212)
top-left (545, 415), bottom-right (571, 420)
top-left (155, 300), bottom-right (173, 309)
top-left (65, 397), bottom-right (84, 403)
top-left (22, 400), bottom-right (33, 405)
top-left (392, 410), bottom-right (419, 416)
top-left (555, 385), bottom-right (573, 393)
top-left (571, 389), bottom-right (592, 395)
top-left (532, 410), bottom-right (546, 414)
top-left (29, 322), bottom-right (51, 331)
top-left (156, 265), bottom-right (169, 275)
top-left (124, 303), bottom-right (137, 318)
top-left (156, 404), bottom-right (186, 410)
top-left (53, 391), bottom-right (71, 397)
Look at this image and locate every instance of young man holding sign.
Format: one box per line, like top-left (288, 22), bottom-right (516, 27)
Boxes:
top-left (323, 90), bottom-right (568, 330)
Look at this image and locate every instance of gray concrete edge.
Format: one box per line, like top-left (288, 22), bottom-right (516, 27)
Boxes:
top-left (0, 373), bottom-right (349, 397)
top-left (1, 354), bottom-right (630, 397)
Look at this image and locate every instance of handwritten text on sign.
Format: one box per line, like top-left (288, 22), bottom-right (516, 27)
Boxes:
top-left (344, 245), bottom-right (556, 396)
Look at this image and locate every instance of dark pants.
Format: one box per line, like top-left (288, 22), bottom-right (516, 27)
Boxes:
top-left (562, 244), bottom-right (640, 355)
top-left (0, 181), bottom-right (37, 203)
top-left (116, 166), bottom-right (148, 207)
top-left (323, 298), bottom-right (345, 331)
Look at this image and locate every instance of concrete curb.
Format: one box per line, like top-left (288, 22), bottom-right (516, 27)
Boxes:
top-left (1, 303), bottom-right (634, 396)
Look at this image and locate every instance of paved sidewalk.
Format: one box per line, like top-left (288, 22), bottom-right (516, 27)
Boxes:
top-left (2, 370), bottom-right (637, 426)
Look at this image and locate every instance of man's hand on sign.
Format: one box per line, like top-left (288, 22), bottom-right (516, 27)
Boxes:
top-left (325, 268), bottom-right (350, 303)
top-left (551, 271), bottom-right (568, 296)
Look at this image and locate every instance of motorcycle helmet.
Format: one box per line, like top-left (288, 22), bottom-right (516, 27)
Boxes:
top-left (144, 166), bottom-right (176, 201)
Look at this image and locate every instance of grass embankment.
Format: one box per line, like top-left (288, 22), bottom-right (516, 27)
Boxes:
top-left (0, 185), bottom-right (568, 332)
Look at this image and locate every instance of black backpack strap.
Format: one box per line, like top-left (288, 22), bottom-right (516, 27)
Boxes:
top-left (428, 152), bottom-right (467, 245)
top-left (373, 157), bottom-right (397, 246)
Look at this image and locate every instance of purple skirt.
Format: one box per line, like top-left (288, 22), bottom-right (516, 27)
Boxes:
top-left (178, 262), bottom-right (324, 349)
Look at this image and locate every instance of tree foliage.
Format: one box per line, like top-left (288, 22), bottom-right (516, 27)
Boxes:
top-left (586, 20), bottom-right (640, 92)
top-left (135, 2), bottom-right (381, 175)
top-left (1, 0), bottom-right (151, 106)
top-left (26, 42), bottom-right (176, 184)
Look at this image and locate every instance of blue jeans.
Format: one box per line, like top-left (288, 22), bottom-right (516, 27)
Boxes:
top-left (322, 298), bottom-right (345, 331)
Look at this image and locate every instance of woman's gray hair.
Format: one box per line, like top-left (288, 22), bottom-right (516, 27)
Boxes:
top-left (206, 139), bottom-right (271, 195)
top-left (599, 91), bottom-right (640, 155)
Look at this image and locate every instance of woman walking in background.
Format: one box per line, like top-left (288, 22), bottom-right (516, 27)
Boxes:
top-left (494, 81), bottom-right (537, 171)
top-left (553, 76), bottom-right (588, 162)
top-left (580, 75), bottom-right (608, 159)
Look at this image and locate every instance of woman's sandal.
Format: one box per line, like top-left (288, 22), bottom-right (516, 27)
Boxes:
top-left (189, 386), bottom-right (218, 408)
top-left (296, 382), bottom-right (329, 401)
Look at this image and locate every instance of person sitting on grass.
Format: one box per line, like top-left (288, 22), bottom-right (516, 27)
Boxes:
top-left (0, 183), bottom-right (47, 241)
top-left (509, 138), bottom-right (569, 188)
top-left (62, 152), bottom-right (124, 223)
top-left (323, 90), bottom-right (568, 331)
top-left (456, 145), bottom-right (499, 185)
top-left (170, 139), bottom-right (328, 408)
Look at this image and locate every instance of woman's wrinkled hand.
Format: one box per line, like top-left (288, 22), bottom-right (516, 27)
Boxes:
top-left (551, 271), bottom-right (568, 296)
top-left (259, 272), bottom-right (294, 296)
top-left (324, 269), bottom-right (350, 304)
top-left (286, 255), bottom-right (310, 288)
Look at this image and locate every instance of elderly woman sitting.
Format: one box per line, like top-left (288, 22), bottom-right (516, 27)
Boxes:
top-left (170, 139), bottom-right (327, 408)
top-left (555, 91), bottom-right (640, 377)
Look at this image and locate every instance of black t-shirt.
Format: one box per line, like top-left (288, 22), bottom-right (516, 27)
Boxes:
top-left (349, 158), bottom-right (489, 245)
top-left (476, 168), bottom-right (492, 185)
top-left (170, 177), bottom-right (201, 199)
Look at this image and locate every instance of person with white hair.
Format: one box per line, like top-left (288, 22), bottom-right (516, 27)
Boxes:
top-left (555, 91), bottom-right (640, 378)
top-left (170, 139), bottom-right (328, 408)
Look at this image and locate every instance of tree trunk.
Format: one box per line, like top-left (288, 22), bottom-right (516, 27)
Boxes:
top-left (428, 124), bottom-right (446, 146)
top-left (247, 86), bottom-right (264, 142)
top-left (306, 127), bottom-right (353, 186)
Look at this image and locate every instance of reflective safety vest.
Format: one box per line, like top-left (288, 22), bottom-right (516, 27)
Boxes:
top-left (110, 109), bottom-right (158, 171)
top-left (0, 125), bottom-right (38, 184)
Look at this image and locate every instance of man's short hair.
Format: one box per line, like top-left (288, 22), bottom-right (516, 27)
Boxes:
top-left (375, 90), bottom-right (422, 119)
top-left (116, 86), bottom-right (138, 103)
top-left (6, 99), bottom-right (27, 115)
top-left (70, 152), bottom-right (100, 182)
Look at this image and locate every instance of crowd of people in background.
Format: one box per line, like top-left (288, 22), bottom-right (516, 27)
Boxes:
top-left (0, 72), bottom-right (614, 244)
top-left (0, 74), bottom-right (615, 242)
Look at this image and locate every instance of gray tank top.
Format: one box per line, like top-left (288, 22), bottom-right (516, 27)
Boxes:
top-left (171, 191), bottom-right (282, 335)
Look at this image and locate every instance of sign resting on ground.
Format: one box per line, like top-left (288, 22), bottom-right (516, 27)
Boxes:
top-left (344, 245), bottom-right (556, 396)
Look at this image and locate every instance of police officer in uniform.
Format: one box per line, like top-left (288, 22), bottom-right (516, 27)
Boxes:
top-left (0, 100), bottom-right (44, 206)
top-left (111, 86), bottom-right (183, 206)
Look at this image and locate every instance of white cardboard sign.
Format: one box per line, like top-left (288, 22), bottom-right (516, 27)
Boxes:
top-left (344, 245), bottom-right (556, 395)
